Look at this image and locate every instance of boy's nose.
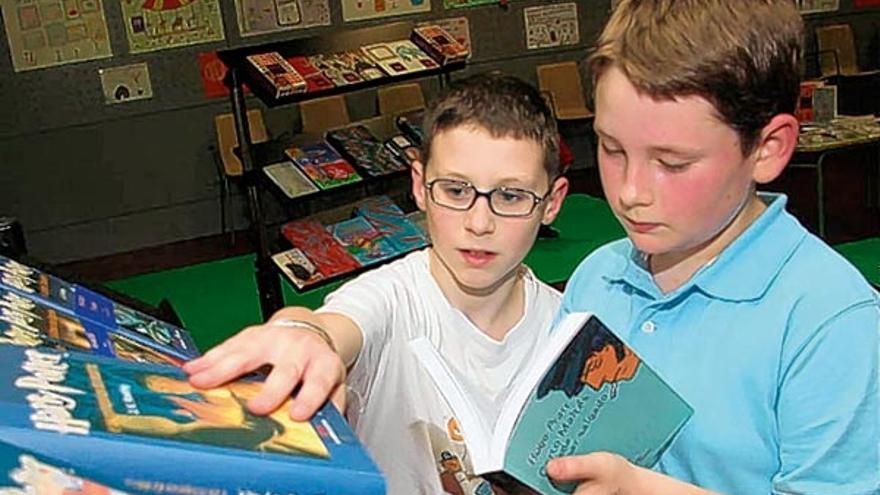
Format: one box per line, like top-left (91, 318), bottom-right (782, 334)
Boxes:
top-left (618, 161), bottom-right (653, 208)
top-left (464, 196), bottom-right (496, 235)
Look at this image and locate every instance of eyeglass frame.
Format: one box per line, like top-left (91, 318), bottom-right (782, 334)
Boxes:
top-left (423, 177), bottom-right (556, 217)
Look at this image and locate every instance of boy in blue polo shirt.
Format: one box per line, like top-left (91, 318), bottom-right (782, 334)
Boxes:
top-left (546, 1), bottom-right (879, 494)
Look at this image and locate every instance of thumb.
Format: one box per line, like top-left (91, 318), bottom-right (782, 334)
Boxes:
top-left (329, 382), bottom-right (347, 413)
top-left (546, 455), bottom-right (600, 482)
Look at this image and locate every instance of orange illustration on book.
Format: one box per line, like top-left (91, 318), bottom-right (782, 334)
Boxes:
top-left (582, 344), bottom-right (640, 391)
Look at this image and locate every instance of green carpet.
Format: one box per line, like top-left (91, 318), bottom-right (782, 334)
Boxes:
top-left (107, 194), bottom-right (625, 352)
top-left (834, 237), bottom-right (880, 286)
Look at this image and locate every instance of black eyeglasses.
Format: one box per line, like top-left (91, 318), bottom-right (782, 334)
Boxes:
top-left (424, 178), bottom-right (551, 217)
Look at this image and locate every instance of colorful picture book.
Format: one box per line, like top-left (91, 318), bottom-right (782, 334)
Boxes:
top-left (0, 255), bottom-right (198, 362)
top-left (384, 133), bottom-right (421, 165)
top-left (325, 125), bottom-right (408, 177)
top-left (308, 51), bottom-right (385, 87)
top-left (361, 40), bottom-right (439, 76)
top-left (281, 219), bottom-right (362, 278)
top-left (286, 55), bottom-right (337, 93)
top-left (328, 217), bottom-right (400, 266)
top-left (245, 52), bottom-right (307, 98)
top-left (410, 313), bottom-right (692, 494)
top-left (355, 195), bottom-right (429, 253)
top-left (0, 286), bottom-right (187, 367)
top-left (285, 143), bottom-right (363, 190)
top-left (0, 344), bottom-right (386, 495)
top-left (395, 108), bottom-right (425, 145)
top-left (263, 161), bottom-right (321, 199)
top-left (411, 25), bottom-right (470, 65)
top-left (272, 248), bottom-right (325, 290)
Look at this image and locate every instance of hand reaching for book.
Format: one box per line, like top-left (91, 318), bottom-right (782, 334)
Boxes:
top-left (183, 308), bottom-right (359, 421)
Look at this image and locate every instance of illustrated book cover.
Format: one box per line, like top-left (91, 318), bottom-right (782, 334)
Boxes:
top-left (286, 55), bottom-right (336, 93)
top-left (355, 195), bottom-right (429, 253)
top-left (0, 286), bottom-right (187, 367)
top-left (0, 344), bottom-right (385, 495)
top-left (245, 51), bottom-right (307, 98)
top-left (410, 312), bottom-right (692, 494)
top-left (411, 25), bottom-right (470, 65)
top-left (395, 108), bottom-right (425, 145)
top-left (327, 217), bottom-right (401, 267)
top-left (361, 40), bottom-right (438, 76)
top-left (0, 255), bottom-right (198, 361)
top-left (264, 161), bottom-right (320, 199)
top-left (325, 125), bottom-right (408, 177)
top-left (280, 219), bottom-right (362, 279)
top-left (284, 142), bottom-right (363, 190)
top-left (272, 248), bottom-right (325, 290)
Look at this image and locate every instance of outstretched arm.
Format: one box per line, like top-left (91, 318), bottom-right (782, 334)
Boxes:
top-left (183, 306), bottom-right (363, 421)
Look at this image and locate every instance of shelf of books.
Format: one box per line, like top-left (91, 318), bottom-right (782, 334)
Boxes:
top-left (218, 21), bottom-right (467, 316)
top-left (217, 21), bottom-right (467, 108)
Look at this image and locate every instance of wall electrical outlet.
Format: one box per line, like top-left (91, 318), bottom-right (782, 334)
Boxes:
top-left (99, 62), bottom-right (153, 105)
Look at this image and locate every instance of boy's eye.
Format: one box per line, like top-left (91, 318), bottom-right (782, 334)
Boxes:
top-left (441, 184), bottom-right (470, 198)
top-left (658, 159), bottom-right (692, 171)
top-left (495, 190), bottom-right (530, 204)
top-left (600, 141), bottom-right (624, 156)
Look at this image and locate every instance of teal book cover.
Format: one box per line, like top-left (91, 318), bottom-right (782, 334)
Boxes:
top-left (411, 313), bottom-right (692, 495)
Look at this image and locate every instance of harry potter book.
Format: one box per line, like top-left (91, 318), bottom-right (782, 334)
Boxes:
top-left (410, 25), bottom-right (470, 66)
top-left (355, 195), bottom-right (429, 253)
top-left (245, 52), bottom-right (307, 98)
top-left (325, 125), bottom-right (407, 177)
top-left (280, 219), bottom-right (362, 279)
top-left (0, 344), bottom-right (385, 495)
top-left (284, 142), bottom-right (362, 190)
top-left (410, 313), bottom-right (692, 494)
top-left (328, 217), bottom-right (400, 267)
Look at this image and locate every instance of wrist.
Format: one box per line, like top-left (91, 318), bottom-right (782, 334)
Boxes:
top-left (270, 318), bottom-right (336, 353)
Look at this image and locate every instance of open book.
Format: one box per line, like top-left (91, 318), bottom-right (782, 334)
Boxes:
top-left (410, 312), bottom-right (692, 494)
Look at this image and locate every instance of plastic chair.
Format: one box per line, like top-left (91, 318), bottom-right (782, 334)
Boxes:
top-left (299, 95), bottom-right (351, 135)
top-left (536, 61), bottom-right (593, 120)
top-left (377, 82), bottom-right (426, 116)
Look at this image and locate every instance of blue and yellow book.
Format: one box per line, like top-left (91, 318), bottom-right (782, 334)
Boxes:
top-left (0, 255), bottom-right (198, 360)
top-left (0, 344), bottom-right (386, 495)
top-left (410, 313), bottom-right (692, 495)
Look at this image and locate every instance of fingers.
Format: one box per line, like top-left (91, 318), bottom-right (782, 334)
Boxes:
top-left (247, 360), bottom-right (303, 415)
top-left (185, 329), bottom-right (266, 389)
top-left (288, 353), bottom-right (346, 421)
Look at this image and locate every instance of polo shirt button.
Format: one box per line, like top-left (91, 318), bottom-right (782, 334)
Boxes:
top-left (641, 321), bottom-right (656, 333)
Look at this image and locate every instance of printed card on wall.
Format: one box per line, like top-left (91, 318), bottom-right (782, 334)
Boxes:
top-left (122, 0), bottom-right (225, 54)
top-left (524, 3), bottom-right (579, 50)
top-left (1, 0), bottom-right (113, 72)
top-left (234, 0), bottom-right (330, 37)
top-left (341, 0), bottom-right (430, 22)
top-left (797, 0), bottom-right (839, 13)
top-left (417, 16), bottom-right (471, 59)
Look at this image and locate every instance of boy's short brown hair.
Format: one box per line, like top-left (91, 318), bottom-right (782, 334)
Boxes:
top-left (589, 0), bottom-right (803, 155)
top-left (420, 73), bottom-right (561, 178)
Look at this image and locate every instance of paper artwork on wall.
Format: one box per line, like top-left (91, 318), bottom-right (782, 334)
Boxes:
top-left (797, 0), bottom-right (839, 13)
top-left (1, 0), bottom-right (113, 72)
top-left (121, 0), bottom-right (225, 54)
top-left (443, 0), bottom-right (496, 8)
top-left (341, 0), bottom-right (430, 22)
top-left (524, 3), bottom-right (579, 50)
top-left (99, 62), bottom-right (153, 104)
top-left (234, 0), bottom-right (330, 37)
top-left (417, 16), bottom-right (471, 59)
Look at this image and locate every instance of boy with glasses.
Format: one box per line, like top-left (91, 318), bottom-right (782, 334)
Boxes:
top-left (185, 74), bottom-right (569, 494)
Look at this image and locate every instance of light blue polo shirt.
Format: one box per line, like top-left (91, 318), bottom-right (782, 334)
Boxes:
top-left (559, 194), bottom-right (879, 495)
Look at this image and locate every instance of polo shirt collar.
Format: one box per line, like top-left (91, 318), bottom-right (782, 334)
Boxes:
top-left (604, 194), bottom-right (806, 301)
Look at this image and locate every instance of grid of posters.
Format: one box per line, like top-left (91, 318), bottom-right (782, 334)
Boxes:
top-left (234, 0), bottom-right (330, 37)
top-left (122, 0), bottom-right (225, 54)
top-left (1, 0), bottom-right (113, 72)
top-left (341, 0), bottom-right (430, 22)
top-left (524, 3), bottom-right (579, 50)
top-left (417, 16), bottom-right (471, 59)
top-left (797, 0), bottom-right (839, 13)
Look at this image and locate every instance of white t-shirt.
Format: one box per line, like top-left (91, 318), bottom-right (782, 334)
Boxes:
top-left (319, 249), bottom-right (561, 495)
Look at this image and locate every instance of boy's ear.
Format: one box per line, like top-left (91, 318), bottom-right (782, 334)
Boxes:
top-left (751, 113), bottom-right (799, 184)
top-left (411, 160), bottom-right (427, 211)
top-left (541, 176), bottom-right (570, 225)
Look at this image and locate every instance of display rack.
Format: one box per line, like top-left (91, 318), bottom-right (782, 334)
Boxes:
top-left (217, 21), bottom-right (465, 319)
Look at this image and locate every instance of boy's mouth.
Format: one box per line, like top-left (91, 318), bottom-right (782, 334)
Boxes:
top-left (624, 217), bottom-right (660, 234)
top-left (459, 249), bottom-right (497, 267)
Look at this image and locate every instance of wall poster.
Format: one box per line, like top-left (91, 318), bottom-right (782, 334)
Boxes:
top-left (121, 0), bottom-right (225, 54)
top-left (234, 0), bottom-right (330, 37)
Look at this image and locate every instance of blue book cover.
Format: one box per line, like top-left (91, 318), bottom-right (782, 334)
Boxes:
top-left (410, 313), bottom-right (692, 495)
top-left (0, 344), bottom-right (386, 495)
top-left (0, 286), bottom-right (187, 367)
top-left (355, 195), bottom-right (429, 253)
top-left (328, 216), bottom-right (402, 266)
top-left (0, 255), bottom-right (199, 359)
